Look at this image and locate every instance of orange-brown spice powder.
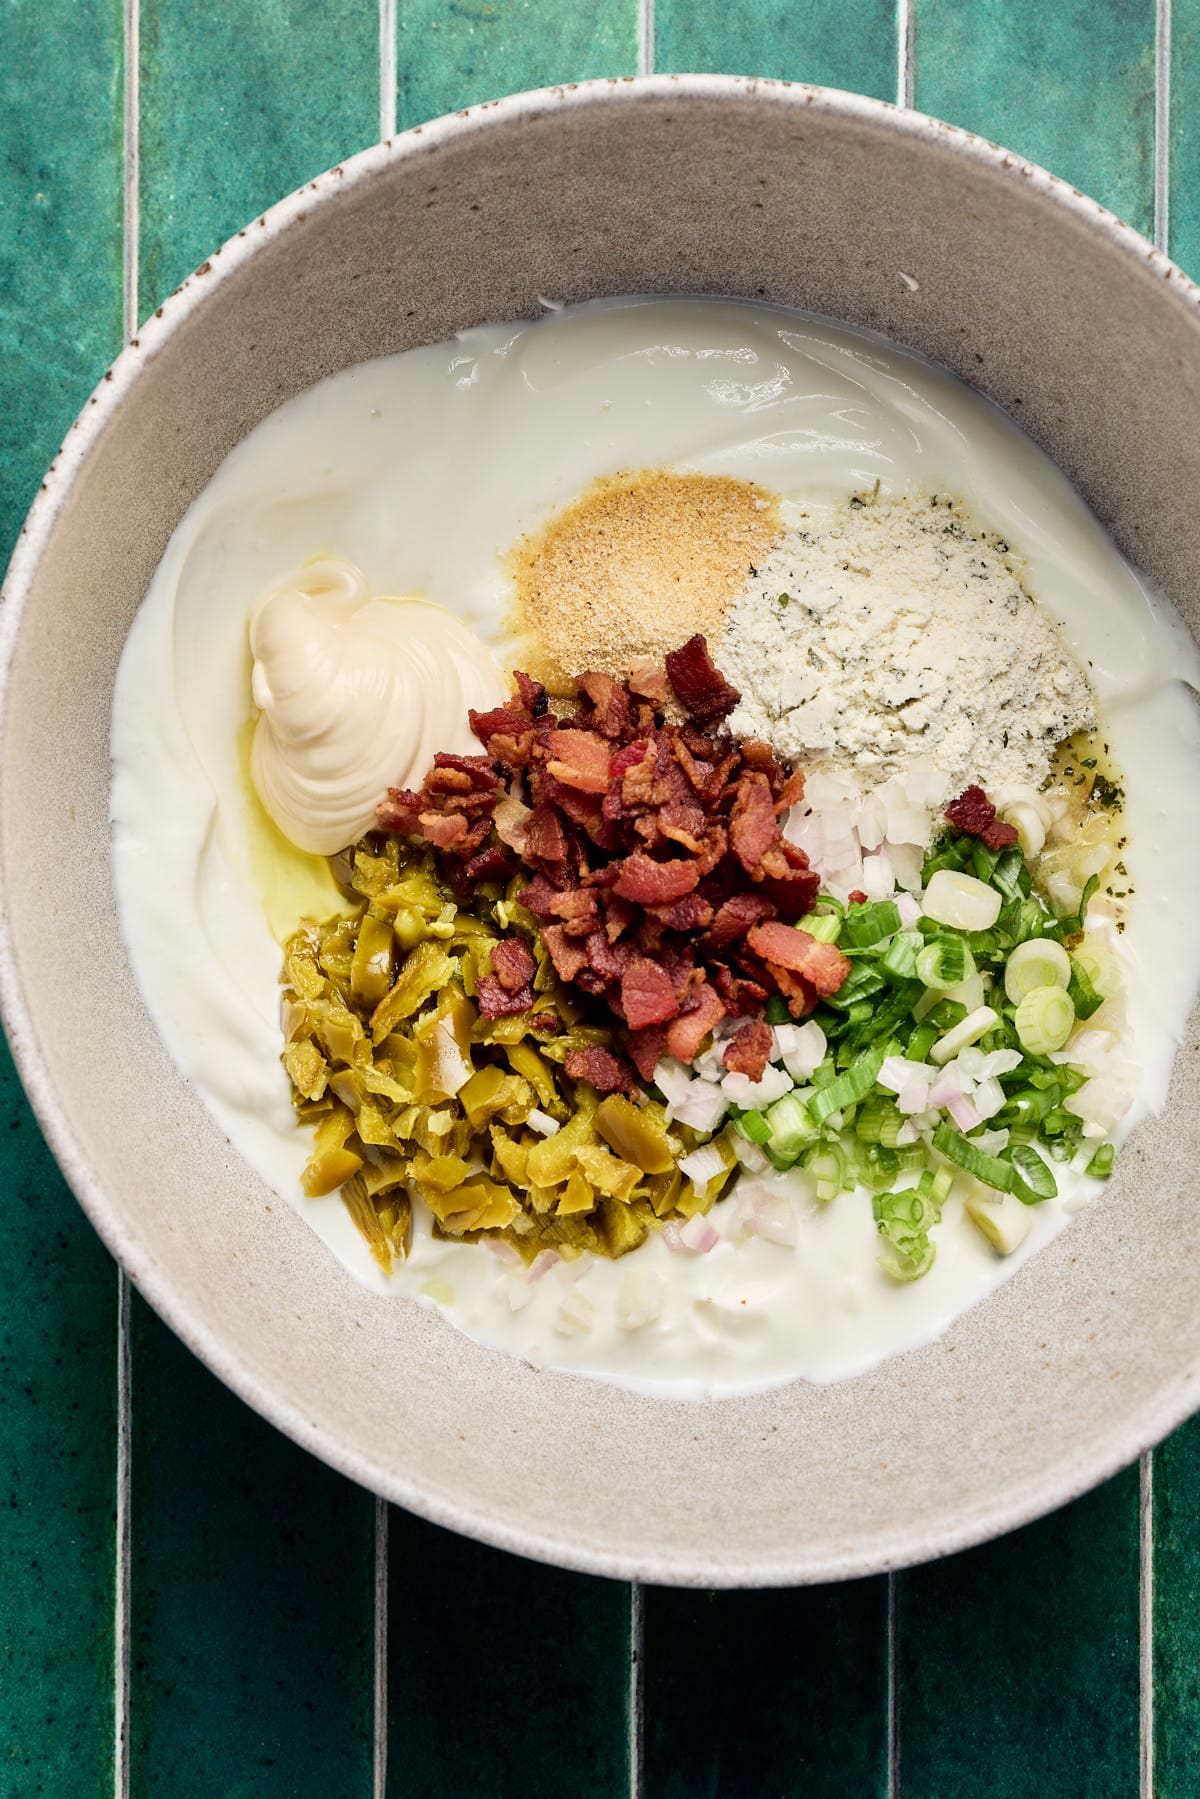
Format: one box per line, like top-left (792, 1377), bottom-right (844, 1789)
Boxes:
top-left (505, 469), bottom-right (781, 694)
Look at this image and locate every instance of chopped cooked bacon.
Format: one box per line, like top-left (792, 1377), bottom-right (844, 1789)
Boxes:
top-left (848, 889), bottom-right (868, 905)
top-left (529, 1011), bottom-right (559, 1033)
top-left (747, 921), bottom-right (851, 997)
top-left (389, 645), bottom-right (826, 1083)
top-left (944, 783), bottom-right (1019, 850)
top-left (621, 957), bottom-right (680, 1030)
top-left (613, 853), bottom-right (701, 906)
top-left (665, 982), bottom-right (725, 1063)
top-left (729, 773), bottom-right (778, 873)
top-left (704, 892), bottom-right (777, 954)
top-left (627, 1024), bottom-right (668, 1082)
top-left (524, 804), bottom-right (568, 864)
top-left (627, 659), bottom-right (669, 703)
top-left (489, 938), bottom-right (536, 993)
top-left (461, 845), bottom-right (513, 883)
top-left (545, 729), bottom-right (612, 794)
top-left (419, 810), bottom-right (468, 850)
top-left (578, 670), bottom-right (631, 739)
top-left (723, 1019), bottom-right (773, 1081)
top-left (541, 924), bottom-right (587, 982)
top-left (475, 975), bottom-right (534, 1018)
top-left (665, 634), bottom-right (741, 724)
top-left (564, 1045), bottom-right (637, 1095)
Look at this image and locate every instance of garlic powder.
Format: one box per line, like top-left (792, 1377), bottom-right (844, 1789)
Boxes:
top-left (718, 492), bottom-right (1094, 804)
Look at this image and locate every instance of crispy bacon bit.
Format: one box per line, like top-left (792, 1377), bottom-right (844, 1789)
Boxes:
top-left (564, 1045), bottom-right (637, 1095)
top-left (418, 811), bottom-right (468, 850)
top-left (665, 634), bottom-right (741, 724)
top-left (392, 645), bottom-right (824, 1078)
top-left (723, 1019), bottom-right (774, 1081)
top-left (627, 659), bottom-right (669, 703)
top-left (703, 893), bottom-right (777, 954)
top-left (489, 938), bottom-right (536, 993)
top-left (613, 852), bottom-right (701, 906)
top-left (847, 889), bottom-right (868, 905)
top-left (541, 924), bottom-right (587, 982)
top-left (524, 805), bottom-right (568, 864)
top-left (944, 783), bottom-right (1019, 850)
top-left (747, 921), bottom-right (851, 997)
top-left (529, 1011), bottom-right (559, 1033)
top-left (545, 729), bottom-right (612, 793)
top-left (665, 982), bottom-right (726, 1063)
top-left (620, 957), bottom-right (680, 1030)
top-left (475, 976), bottom-right (534, 1018)
top-left (729, 773), bottom-right (778, 874)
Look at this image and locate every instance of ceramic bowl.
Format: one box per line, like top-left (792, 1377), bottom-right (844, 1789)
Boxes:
top-left (4, 76), bottom-right (1200, 1585)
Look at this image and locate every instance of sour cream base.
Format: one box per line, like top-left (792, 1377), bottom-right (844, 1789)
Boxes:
top-left (110, 297), bottom-right (1200, 1398)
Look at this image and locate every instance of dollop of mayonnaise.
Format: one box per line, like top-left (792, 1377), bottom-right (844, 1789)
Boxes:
top-left (249, 559), bottom-right (507, 854)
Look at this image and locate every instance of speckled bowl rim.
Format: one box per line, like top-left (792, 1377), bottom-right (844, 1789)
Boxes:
top-left (3, 74), bottom-right (1200, 1585)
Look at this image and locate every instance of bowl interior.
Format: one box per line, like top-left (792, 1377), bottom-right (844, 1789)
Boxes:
top-left (4, 79), bottom-right (1200, 1583)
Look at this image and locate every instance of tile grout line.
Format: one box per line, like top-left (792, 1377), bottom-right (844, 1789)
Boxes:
top-left (1155, 0), bottom-right (1171, 256)
top-left (628, 1582), bottom-right (645, 1798)
top-left (1140, 1454), bottom-right (1155, 1798)
top-left (379, 0), bottom-right (397, 140)
top-left (887, 1572), bottom-right (899, 1798)
top-left (373, 1499), bottom-right (389, 1799)
top-left (638, 0), bottom-right (654, 79)
top-left (115, 2), bottom-right (139, 1795)
top-left (896, 0), bottom-right (914, 110)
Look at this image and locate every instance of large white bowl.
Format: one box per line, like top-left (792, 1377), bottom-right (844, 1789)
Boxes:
top-left (3, 76), bottom-right (1199, 1585)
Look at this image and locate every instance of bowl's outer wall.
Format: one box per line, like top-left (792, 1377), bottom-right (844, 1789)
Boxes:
top-left (4, 81), bottom-right (1200, 1584)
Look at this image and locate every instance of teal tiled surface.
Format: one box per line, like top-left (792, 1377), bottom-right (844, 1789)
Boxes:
top-left (3, 3), bottom-right (1199, 1795)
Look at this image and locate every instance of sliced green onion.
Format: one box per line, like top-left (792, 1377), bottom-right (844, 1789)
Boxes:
top-left (1014, 985), bottom-right (1076, 1056)
top-left (1004, 938), bottom-right (1071, 1004)
top-left (930, 1005), bottom-right (999, 1065)
top-left (1052, 873), bottom-right (1100, 940)
top-left (970, 841), bottom-right (1002, 883)
top-left (905, 1021), bottom-right (939, 1063)
top-left (991, 848), bottom-right (1028, 905)
top-left (965, 1190), bottom-right (1033, 1254)
top-left (763, 1090), bottom-right (817, 1164)
top-left (841, 900), bottom-right (902, 949)
top-left (921, 997), bottom-right (968, 1033)
top-left (1067, 958), bottom-right (1104, 1021)
top-left (933, 1120), bottom-right (1015, 1191)
top-left (826, 964), bottom-right (887, 1010)
top-left (1009, 1142), bottom-right (1058, 1202)
top-left (797, 910), bottom-right (843, 944)
top-left (804, 1144), bottom-right (849, 1203)
top-left (808, 1041), bottom-right (888, 1125)
top-left (854, 1095), bottom-right (891, 1144)
top-left (916, 935), bottom-right (974, 990)
top-left (764, 994), bottom-right (791, 1025)
top-left (1086, 1142), bottom-right (1115, 1178)
top-left (879, 931), bottom-right (924, 984)
top-left (1073, 938), bottom-right (1119, 998)
top-left (735, 1108), bottom-right (772, 1146)
top-left (874, 1173), bottom-right (942, 1282)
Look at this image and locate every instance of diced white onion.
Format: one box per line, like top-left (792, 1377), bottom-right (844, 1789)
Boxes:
top-left (525, 1108), bottom-right (560, 1137)
top-left (679, 1143), bottom-right (729, 1188)
top-left (879, 1054), bottom-right (928, 1094)
top-left (733, 1135), bottom-right (771, 1174)
top-left (430, 1022), bottom-right (473, 1097)
top-left (555, 1289), bottom-right (595, 1337)
top-left (777, 1019), bottom-right (827, 1082)
top-left (922, 869), bottom-right (1003, 931)
top-left (971, 1127), bottom-right (1010, 1154)
top-left (895, 1120), bottom-right (921, 1146)
top-left (679, 1214), bottom-right (720, 1254)
top-left (946, 1092), bottom-right (981, 1132)
top-left (898, 1079), bottom-right (931, 1115)
top-left (1065, 1076), bottom-right (1133, 1134)
top-left (721, 1065), bottom-right (793, 1108)
top-left (895, 892), bottom-right (923, 928)
top-left (972, 1076), bottom-right (1006, 1121)
top-left (652, 1057), bottom-right (695, 1108)
top-left (672, 1084), bottom-right (731, 1133)
top-left (752, 1192), bottom-right (798, 1247)
top-left (527, 1249), bottom-right (559, 1282)
top-left (616, 1268), bottom-right (666, 1331)
top-left (930, 1006), bottom-right (999, 1066)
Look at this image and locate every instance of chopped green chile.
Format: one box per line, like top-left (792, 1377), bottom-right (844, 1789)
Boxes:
top-left (279, 833), bottom-right (731, 1269)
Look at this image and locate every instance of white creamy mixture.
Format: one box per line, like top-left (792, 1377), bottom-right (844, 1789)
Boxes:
top-left (110, 297), bottom-right (1200, 1398)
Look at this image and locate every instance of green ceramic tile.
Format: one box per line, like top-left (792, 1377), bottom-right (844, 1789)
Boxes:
top-left (138, 0), bottom-right (378, 313)
top-left (385, 1509), bottom-right (631, 1797)
top-left (0, 0), bottom-right (123, 564)
top-left (913, 0), bottom-right (1155, 236)
top-left (1152, 1417), bottom-right (1200, 1793)
top-left (1, 3), bottom-right (123, 1793)
top-left (655, 0), bottom-right (896, 102)
top-left (0, 1040), bottom-right (119, 1799)
top-left (642, 1579), bottom-right (889, 1798)
top-left (129, 1298), bottom-right (374, 1798)
top-left (1169, 0), bottom-right (1200, 276)
top-left (897, 1468), bottom-right (1140, 1796)
top-left (395, 0), bottom-right (638, 127)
